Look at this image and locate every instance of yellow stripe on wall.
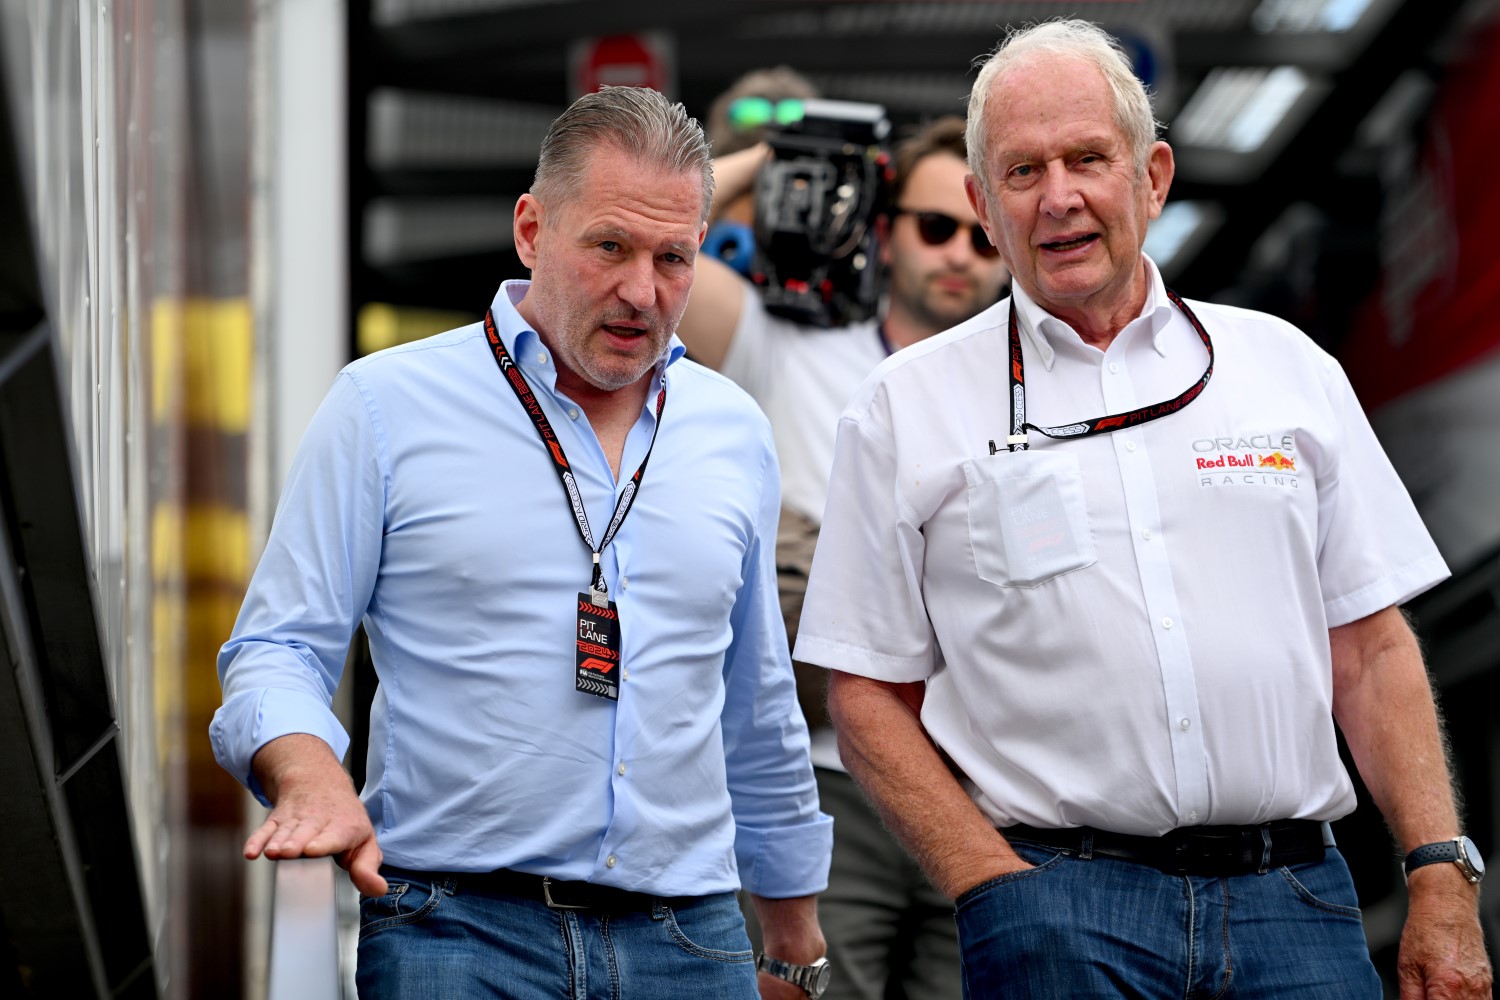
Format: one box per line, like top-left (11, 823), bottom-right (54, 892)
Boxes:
top-left (358, 301), bottom-right (476, 357)
top-left (151, 297), bottom-right (184, 426)
top-left (184, 298), bottom-right (253, 432)
top-left (183, 504), bottom-right (250, 587)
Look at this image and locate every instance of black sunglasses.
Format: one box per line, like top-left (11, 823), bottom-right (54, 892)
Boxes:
top-left (891, 208), bottom-right (1000, 259)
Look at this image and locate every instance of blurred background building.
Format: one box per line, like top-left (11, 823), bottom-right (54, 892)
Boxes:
top-left (0, 0), bottom-right (1495, 996)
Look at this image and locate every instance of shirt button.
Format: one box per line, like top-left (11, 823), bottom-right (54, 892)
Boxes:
top-left (606, 855), bottom-right (617, 868)
top-left (1141, 528), bottom-right (1152, 540)
top-left (1162, 616), bottom-right (1174, 629)
top-left (1180, 717), bottom-right (1191, 730)
top-left (621, 576), bottom-right (629, 590)
top-left (622, 668), bottom-right (630, 681)
top-left (1108, 362), bottom-right (1120, 374)
top-left (1189, 811), bottom-right (1200, 822)
top-left (1125, 441), bottom-right (1136, 452)
top-left (537, 352), bottom-right (548, 365)
top-left (617, 762), bottom-right (627, 776)
top-left (567, 407), bottom-right (579, 420)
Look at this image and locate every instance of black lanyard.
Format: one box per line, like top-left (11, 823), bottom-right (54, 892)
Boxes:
top-left (1003, 287), bottom-right (1212, 452)
top-left (483, 309), bottom-right (665, 599)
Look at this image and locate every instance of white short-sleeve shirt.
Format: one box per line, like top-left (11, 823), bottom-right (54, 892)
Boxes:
top-left (795, 257), bottom-right (1448, 835)
top-left (721, 292), bottom-right (888, 525)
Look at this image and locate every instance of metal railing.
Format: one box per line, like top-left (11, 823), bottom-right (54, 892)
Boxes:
top-left (267, 859), bottom-right (345, 1000)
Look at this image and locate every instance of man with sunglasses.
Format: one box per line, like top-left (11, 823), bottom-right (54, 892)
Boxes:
top-left (679, 115), bottom-right (1008, 1000)
top-left (795, 18), bottom-right (1490, 999)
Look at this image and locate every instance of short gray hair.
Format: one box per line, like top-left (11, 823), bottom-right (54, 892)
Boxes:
top-left (966, 19), bottom-right (1160, 193)
top-left (532, 86), bottom-right (715, 221)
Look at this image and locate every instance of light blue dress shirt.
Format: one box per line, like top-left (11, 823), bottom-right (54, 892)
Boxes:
top-left (211, 281), bottom-right (832, 898)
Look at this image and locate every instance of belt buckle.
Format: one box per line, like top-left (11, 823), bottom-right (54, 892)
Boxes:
top-left (542, 877), bottom-right (590, 912)
top-left (1166, 831), bottom-right (1232, 875)
top-left (1168, 839), bottom-right (1192, 875)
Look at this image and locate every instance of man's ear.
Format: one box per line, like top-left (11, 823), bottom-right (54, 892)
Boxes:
top-left (1145, 141), bottom-right (1175, 220)
top-left (514, 193), bottom-right (542, 268)
top-left (964, 173), bottom-right (995, 246)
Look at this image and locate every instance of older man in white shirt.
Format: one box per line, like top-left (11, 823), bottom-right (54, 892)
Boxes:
top-left (795, 19), bottom-right (1491, 1000)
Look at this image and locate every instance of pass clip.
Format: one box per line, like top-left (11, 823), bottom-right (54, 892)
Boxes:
top-left (590, 552), bottom-right (608, 606)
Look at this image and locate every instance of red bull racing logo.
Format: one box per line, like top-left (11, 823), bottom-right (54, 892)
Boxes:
top-left (1192, 433), bottom-right (1300, 488)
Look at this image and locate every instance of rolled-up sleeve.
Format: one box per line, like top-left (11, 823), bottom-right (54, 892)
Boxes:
top-left (720, 437), bottom-right (833, 898)
top-left (210, 372), bottom-right (387, 804)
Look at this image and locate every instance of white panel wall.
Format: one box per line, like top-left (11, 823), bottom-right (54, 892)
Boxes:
top-left (266, 0), bottom-right (348, 503)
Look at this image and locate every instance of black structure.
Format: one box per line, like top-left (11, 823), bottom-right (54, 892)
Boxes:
top-left (345, 1), bottom-right (1484, 334)
top-left (0, 21), bottom-right (159, 1000)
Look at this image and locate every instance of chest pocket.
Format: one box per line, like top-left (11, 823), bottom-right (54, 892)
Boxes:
top-left (962, 450), bottom-right (1096, 589)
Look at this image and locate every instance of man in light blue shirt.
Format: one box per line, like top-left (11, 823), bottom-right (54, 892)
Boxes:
top-left (211, 87), bottom-right (833, 1000)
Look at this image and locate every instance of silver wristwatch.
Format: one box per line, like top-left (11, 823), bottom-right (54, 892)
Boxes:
top-left (756, 953), bottom-right (832, 998)
top-left (1403, 835), bottom-right (1486, 885)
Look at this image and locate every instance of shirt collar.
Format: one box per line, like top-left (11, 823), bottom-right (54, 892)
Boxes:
top-left (1010, 254), bottom-right (1174, 370)
top-left (492, 279), bottom-right (687, 383)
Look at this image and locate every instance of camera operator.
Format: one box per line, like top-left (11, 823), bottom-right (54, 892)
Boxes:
top-left (703, 67), bottom-right (821, 277)
top-left (679, 114), bottom-right (1009, 1000)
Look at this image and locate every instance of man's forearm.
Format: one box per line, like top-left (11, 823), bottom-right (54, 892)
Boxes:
top-left (709, 144), bottom-right (770, 222)
top-left (1330, 606), bottom-right (1491, 996)
top-left (1330, 608), bottom-right (1463, 854)
top-left (827, 670), bottom-right (1025, 899)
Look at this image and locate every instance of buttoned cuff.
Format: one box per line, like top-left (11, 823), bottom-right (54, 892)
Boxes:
top-left (735, 811), bottom-right (834, 898)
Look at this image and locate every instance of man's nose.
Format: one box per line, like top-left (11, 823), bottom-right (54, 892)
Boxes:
top-left (617, 257), bottom-right (657, 311)
top-left (1038, 162), bottom-right (1083, 218)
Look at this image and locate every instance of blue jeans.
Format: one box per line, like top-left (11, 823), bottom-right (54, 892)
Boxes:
top-left (955, 842), bottom-right (1382, 999)
top-left (356, 871), bottom-right (758, 999)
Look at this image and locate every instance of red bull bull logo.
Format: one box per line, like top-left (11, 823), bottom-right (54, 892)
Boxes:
top-left (1257, 452), bottom-right (1296, 472)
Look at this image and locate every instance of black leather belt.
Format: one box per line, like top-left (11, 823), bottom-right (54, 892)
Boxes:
top-left (381, 866), bottom-right (677, 912)
top-left (1003, 820), bottom-right (1335, 876)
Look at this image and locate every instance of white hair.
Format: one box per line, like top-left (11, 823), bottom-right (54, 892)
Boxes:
top-left (966, 19), bottom-right (1160, 193)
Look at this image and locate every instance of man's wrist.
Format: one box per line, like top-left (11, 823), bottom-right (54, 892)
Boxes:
top-left (941, 848), bottom-right (1028, 900)
top-left (757, 953), bottom-right (832, 998)
top-left (1403, 835), bottom-right (1485, 887)
top-left (749, 892), bottom-right (824, 962)
top-left (757, 943), bottom-right (826, 966)
top-left (1405, 860), bottom-right (1483, 898)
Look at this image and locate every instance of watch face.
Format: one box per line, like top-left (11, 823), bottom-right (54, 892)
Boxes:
top-left (811, 962), bottom-right (832, 989)
top-left (1459, 836), bottom-right (1486, 879)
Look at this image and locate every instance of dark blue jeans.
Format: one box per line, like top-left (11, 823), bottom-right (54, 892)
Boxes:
top-left (955, 841), bottom-right (1382, 999)
top-left (356, 872), bottom-right (758, 999)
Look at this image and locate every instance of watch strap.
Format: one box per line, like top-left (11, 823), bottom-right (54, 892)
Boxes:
top-left (1404, 840), bottom-right (1460, 876)
top-left (1403, 836), bottom-right (1484, 884)
top-left (757, 953), bottom-right (796, 986)
top-left (756, 953), bottom-right (829, 997)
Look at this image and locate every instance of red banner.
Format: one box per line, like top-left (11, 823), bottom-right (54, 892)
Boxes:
top-left (1341, 19), bottom-right (1500, 410)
